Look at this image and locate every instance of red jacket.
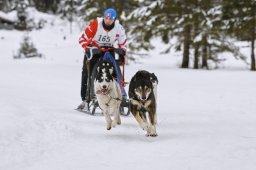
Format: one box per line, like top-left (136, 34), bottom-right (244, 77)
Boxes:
top-left (79, 17), bottom-right (127, 51)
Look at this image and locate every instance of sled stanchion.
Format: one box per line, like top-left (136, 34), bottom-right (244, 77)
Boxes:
top-left (122, 55), bottom-right (125, 84)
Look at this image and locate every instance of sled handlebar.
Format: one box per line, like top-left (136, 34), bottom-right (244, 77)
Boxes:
top-left (85, 46), bottom-right (116, 60)
top-left (85, 46), bottom-right (98, 60)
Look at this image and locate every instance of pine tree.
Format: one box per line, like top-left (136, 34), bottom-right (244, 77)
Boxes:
top-left (78, 0), bottom-right (137, 23)
top-left (14, 34), bottom-right (42, 59)
top-left (0, 0), bottom-right (16, 12)
top-left (58, 0), bottom-right (79, 34)
top-left (128, 0), bottom-right (197, 67)
top-left (15, 0), bottom-right (29, 30)
top-left (32, 0), bottom-right (60, 13)
top-left (127, 0), bottom-right (165, 51)
top-left (222, 0), bottom-right (256, 71)
top-left (128, 0), bottom-right (250, 69)
top-left (172, 0), bottom-right (224, 69)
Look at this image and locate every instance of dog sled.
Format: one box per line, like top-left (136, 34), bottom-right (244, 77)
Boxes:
top-left (76, 45), bottom-right (130, 116)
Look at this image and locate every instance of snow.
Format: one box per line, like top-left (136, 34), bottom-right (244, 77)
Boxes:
top-left (25, 7), bottom-right (57, 24)
top-left (0, 7), bottom-right (55, 24)
top-left (1, 13), bottom-right (256, 170)
top-left (0, 11), bottom-right (16, 22)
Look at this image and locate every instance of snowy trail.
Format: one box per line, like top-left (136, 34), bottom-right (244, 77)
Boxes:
top-left (1, 29), bottom-right (256, 170)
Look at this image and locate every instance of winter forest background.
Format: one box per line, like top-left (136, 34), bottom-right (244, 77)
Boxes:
top-left (0, 0), bottom-right (256, 70)
top-left (1, 1), bottom-right (256, 170)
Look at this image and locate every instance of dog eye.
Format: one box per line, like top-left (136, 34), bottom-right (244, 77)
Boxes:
top-left (135, 88), bottom-right (141, 92)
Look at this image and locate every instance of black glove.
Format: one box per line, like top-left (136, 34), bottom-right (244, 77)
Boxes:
top-left (115, 48), bottom-right (125, 63)
top-left (92, 48), bottom-right (102, 55)
top-left (85, 48), bottom-right (102, 59)
top-left (115, 48), bottom-right (126, 56)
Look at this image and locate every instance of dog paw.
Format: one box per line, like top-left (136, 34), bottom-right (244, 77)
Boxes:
top-left (106, 122), bottom-right (112, 130)
top-left (146, 126), bottom-right (158, 137)
top-left (142, 124), bottom-right (149, 131)
top-left (149, 133), bottom-right (158, 137)
top-left (146, 132), bottom-right (158, 137)
top-left (112, 121), bottom-right (117, 128)
top-left (117, 120), bottom-right (121, 125)
top-left (116, 116), bottom-right (121, 125)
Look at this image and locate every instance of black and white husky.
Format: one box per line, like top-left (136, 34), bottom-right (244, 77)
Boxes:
top-left (94, 60), bottom-right (122, 130)
top-left (129, 70), bottom-right (158, 137)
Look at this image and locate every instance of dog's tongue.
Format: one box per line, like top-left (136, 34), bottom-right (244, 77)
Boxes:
top-left (96, 88), bottom-right (108, 95)
top-left (101, 89), bottom-right (107, 94)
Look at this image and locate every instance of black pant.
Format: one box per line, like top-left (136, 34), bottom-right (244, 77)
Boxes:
top-left (80, 51), bottom-right (117, 101)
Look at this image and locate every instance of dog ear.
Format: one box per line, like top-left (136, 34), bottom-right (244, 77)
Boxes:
top-left (109, 66), bottom-right (114, 74)
top-left (150, 73), bottom-right (158, 81)
top-left (133, 76), bottom-right (136, 82)
top-left (150, 73), bottom-right (155, 78)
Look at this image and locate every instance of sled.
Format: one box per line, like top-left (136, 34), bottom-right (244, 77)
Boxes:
top-left (76, 46), bottom-right (130, 116)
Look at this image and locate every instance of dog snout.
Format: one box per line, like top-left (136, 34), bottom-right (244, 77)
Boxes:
top-left (102, 85), bottom-right (107, 89)
top-left (142, 96), bottom-right (147, 100)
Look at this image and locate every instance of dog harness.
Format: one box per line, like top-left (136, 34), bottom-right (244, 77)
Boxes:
top-left (96, 89), bottom-right (122, 107)
top-left (130, 98), bottom-right (148, 113)
top-left (105, 95), bottom-right (122, 107)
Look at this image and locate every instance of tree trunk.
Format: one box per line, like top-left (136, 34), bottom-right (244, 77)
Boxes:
top-left (202, 34), bottom-right (208, 69)
top-left (194, 43), bottom-right (199, 69)
top-left (70, 0), bottom-right (73, 34)
top-left (193, 0), bottom-right (199, 69)
top-left (1, 0), bottom-right (11, 12)
top-left (251, 38), bottom-right (255, 71)
top-left (251, 15), bottom-right (256, 71)
top-left (181, 24), bottom-right (191, 68)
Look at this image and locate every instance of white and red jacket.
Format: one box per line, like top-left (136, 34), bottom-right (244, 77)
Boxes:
top-left (79, 17), bottom-right (127, 51)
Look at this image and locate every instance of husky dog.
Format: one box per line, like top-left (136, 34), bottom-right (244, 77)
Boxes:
top-left (94, 60), bottom-right (122, 130)
top-left (129, 70), bottom-right (158, 137)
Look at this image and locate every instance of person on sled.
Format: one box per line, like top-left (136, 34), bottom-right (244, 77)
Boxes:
top-left (77, 8), bottom-right (127, 111)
